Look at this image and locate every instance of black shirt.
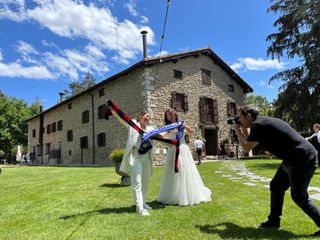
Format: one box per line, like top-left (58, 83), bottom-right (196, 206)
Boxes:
top-left (247, 116), bottom-right (317, 164)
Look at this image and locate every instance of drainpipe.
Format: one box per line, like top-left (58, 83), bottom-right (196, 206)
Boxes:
top-left (87, 93), bottom-right (96, 164)
top-left (39, 106), bottom-right (44, 164)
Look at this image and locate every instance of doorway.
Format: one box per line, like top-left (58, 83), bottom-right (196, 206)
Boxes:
top-left (204, 129), bottom-right (218, 155)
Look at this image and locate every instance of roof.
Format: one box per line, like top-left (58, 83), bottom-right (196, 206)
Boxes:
top-left (26, 47), bottom-right (253, 121)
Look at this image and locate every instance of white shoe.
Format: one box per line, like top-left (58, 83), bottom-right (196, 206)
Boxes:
top-left (143, 203), bottom-right (152, 210)
top-left (136, 208), bottom-right (150, 216)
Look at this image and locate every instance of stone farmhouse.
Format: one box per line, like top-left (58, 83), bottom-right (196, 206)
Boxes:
top-left (27, 42), bottom-right (253, 165)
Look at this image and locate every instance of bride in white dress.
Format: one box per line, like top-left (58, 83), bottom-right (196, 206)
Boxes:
top-left (157, 108), bottom-right (212, 206)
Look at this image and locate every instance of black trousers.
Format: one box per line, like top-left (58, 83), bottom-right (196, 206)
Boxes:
top-left (196, 148), bottom-right (202, 161)
top-left (269, 161), bottom-right (320, 227)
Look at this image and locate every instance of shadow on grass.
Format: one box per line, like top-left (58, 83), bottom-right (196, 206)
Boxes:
top-left (249, 162), bottom-right (280, 170)
top-left (99, 183), bottom-right (128, 188)
top-left (197, 222), bottom-right (311, 239)
top-left (60, 200), bottom-right (165, 220)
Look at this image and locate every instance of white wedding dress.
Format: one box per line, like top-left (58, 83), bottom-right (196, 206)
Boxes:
top-left (157, 131), bottom-right (212, 206)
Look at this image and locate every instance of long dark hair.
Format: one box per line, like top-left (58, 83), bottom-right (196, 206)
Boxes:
top-left (164, 108), bottom-right (178, 125)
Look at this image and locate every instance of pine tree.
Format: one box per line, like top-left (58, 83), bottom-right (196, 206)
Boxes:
top-left (267, 0), bottom-right (320, 130)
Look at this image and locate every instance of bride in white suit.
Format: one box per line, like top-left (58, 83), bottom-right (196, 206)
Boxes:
top-left (120, 111), bottom-right (154, 216)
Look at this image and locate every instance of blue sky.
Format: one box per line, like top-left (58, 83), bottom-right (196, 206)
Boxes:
top-left (0, 0), bottom-right (294, 109)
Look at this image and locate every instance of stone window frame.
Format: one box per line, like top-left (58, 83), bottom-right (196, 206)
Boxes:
top-left (173, 69), bottom-right (183, 79)
top-left (227, 102), bottom-right (237, 117)
top-left (80, 136), bottom-right (88, 149)
top-left (171, 92), bottom-right (189, 112)
top-left (201, 69), bottom-right (212, 85)
top-left (199, 97), bottom-right (219, 124)
top-left (99, 88), bottom-right (105, 97)
top-left (52, 122), bottom-right (57, 133)
top-left (82, 110), bottom-right (90, 124)
top-left (32, 129), bottom-right (36, 138)
top-left (47, 124), bottom-right (51, 134)
top-left (98, 104), bottom-right (106, 119)
top-left (57, 120), bottom-right (63, 131)
top-left (68, 103), bottom-right (72, 109)
top-left (228, 84), bottom-right (235, 92)
top-left (67, 130), bottom-right (73, 142)
top-left (97, 132), bottom-right (106, 147)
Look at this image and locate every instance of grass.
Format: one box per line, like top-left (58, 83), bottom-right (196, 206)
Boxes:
top-left (0, 159), bottom-right (320, 240)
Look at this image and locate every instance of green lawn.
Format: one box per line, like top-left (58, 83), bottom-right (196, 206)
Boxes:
top-left (1, 160), bottom-right (319, 240)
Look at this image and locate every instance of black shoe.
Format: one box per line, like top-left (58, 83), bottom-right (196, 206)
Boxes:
top-left (257, 220), bottom-right (280, 229)
top-left (313, 230), bottom-right (320, 236)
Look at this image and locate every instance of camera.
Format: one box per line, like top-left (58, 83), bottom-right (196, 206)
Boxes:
top-left (227, 116), bottom-right (241, 125)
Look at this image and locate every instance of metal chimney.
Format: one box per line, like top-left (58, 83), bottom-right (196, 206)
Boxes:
top-left (59, 91), bottom-right (66, 103)
top-left (141, 30), bottom-right (148, 59)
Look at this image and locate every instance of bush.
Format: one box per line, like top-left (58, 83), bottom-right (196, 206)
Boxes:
top-left (109, 148), bottom-right (125, 162)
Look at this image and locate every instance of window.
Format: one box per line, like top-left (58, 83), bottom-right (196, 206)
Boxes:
top-left (228, 84), bottom-right (235, 92)
top-left (173, 70), bottom-right (183, 79)
top-left (45, 143), bottom-right (51, 155)
top-left (80, 136), bottom-right (88, 149)
top-left (68, 103), bottom-right (72, 109)
top-left (68, 150), bottom-right (72, 156)
top-left (98, 104), bottom-right (106, 119)
top-left (67, 130), bottom-right (73, 142)
top-left (58, 120), bottom-right (63, 131)
top-left (82, 110), bottom-right (89, 123)
top-left (227, 102), bottom-right (237, 116)
top-left (202, 69), bottom-right (211, 85)
top-left (199, 97), bottom-right (218, 124)
top-left (47, 125), bottom-right (51, 134)
top-left (171, 92), bottom-right (188, 112)
top-left (52, 122), bottom-right (56, 133)
top-left (32, 129), bottom-right (36, 138)
top-left (36, 145), bottom-right (42, 156)
top-left (97, 132), bottom-right (106, 147)
top-left (99, 88), bottom-right (105, 97)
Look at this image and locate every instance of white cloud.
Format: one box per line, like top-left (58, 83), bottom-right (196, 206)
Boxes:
top-left (15, 40), bottom-right (41, 65)
top-left (230, 62), bottom-right (244, 71)
top-left (126, 0), bottom-right (138, 17)
top-left (44, 52), bottom-right (79, 80)
top-left (41, 40), bottom-right (58, 49)
top-left (0, 62), bottom-right (55, 79)
top-left (231, 57), bottom-right (285, 71)
top-left (140, 15), bottom-right (148, 24)
top-left (16, 40), bottom-right (39, 55)
top-left (0, 0), bottom-right (155, 64)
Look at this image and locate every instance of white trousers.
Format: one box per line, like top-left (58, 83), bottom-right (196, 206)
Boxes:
top-left (130, 156), bottom-right (152, 210)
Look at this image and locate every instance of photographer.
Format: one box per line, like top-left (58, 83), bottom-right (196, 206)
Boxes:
top-left (232, 105), bottom-right (320, 236)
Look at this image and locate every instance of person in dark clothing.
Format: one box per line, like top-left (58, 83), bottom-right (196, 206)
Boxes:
top-left (232, 105), bottom-right (320, 236)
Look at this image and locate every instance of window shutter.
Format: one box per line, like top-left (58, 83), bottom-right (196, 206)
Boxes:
top-left (183, 94), bottom-right (189, 111)
top-left (213, 99), bottom-right (219, 124)
top-left (199, 97), bottom-right (206, 123)
top-left (171, 92), bottom-right (177, 109)
top-left (227, 102), bottom-right (231, 116)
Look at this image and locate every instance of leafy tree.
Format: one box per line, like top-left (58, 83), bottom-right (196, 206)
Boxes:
top-left (246, 94), bottom-right (274, 116)
top-left (0, 92), bottom-right (39, 161)
top-left (66, 72), bottom-right (96, 97)
top-left (267, 0), bottom-right (320, 130)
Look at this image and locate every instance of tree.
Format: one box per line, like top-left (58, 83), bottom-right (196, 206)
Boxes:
top-left (0, 93), bottom-right (39, 162)
top-left (267, 0), bottom-right (320, 131)
top-left (246, 94), bottom-right (274, 116)
top-left (66, 72), bottom-right (96, 97)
